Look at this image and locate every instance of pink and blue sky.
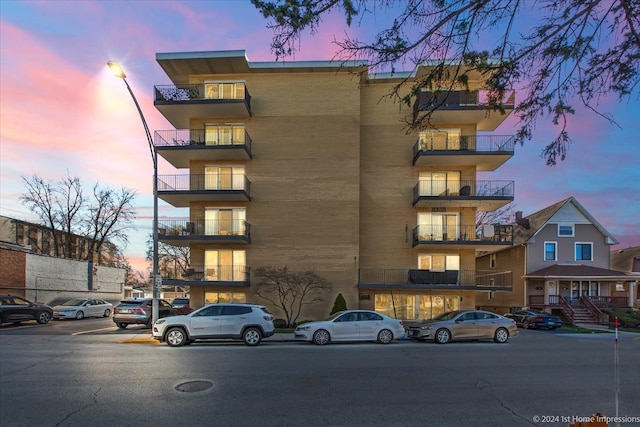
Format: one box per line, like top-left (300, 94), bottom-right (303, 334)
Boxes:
top-left (1, 0), bottom-right (639, 274)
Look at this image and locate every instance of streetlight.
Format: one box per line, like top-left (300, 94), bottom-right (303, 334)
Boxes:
top-left (108, 60), bottom-right (160, 326)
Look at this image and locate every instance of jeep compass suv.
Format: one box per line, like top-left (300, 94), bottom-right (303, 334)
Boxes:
top-left (153, 303), bottom-right (275, 346)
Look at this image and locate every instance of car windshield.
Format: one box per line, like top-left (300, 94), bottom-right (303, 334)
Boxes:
top-left (432, 311), bottom-right (464, 321)
top-left (60, 299), bottom-right (85, 306)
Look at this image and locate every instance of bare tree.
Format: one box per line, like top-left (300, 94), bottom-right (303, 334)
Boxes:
top-left (253, 0), bottom-right (640, 165)
top-left (254, 266), bottom-right (330, 327)
top-left (19, 173), bottom-right (136, 263)
top-left (476, 202), bottom-right (516, 227)
top-left (146, 235), bottom-right (191, 279)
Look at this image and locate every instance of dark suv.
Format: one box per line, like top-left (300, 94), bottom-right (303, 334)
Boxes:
top-left (0, 294), bottom-right (53, 325)
top-left (171, 298), bottom-right (191, 314)
top-left (113, 298), bottom-right (176, 329)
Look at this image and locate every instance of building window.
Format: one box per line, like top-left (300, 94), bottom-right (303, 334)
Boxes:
top-left (544, 242), bottom-right (557, 261)
top-left (417, 212), bottom-right (459, 241)
top-left (418, 171), bottom-right (461, 196)
top-left (418, 254), bottom-right (459, 272)
top-left (204, 166), bottom-right (245, 190)
top-left (374, 294), bottom-right (460, 320)
top-left (204, 82), bottom-right (245, 100)
top-left (490, 253), bottom-right (497, 268)
top-left (418, 129), bottom-right (462, 150)
top-left (204, 123), bottom-right (246, 145)
top-left (205, 208), bottom-right (246, 236)
top-left (575, 243), bottom-right (593, 261)
top-left (204, 250), bottom-right (246, 281)
top-left (204, 292), bottom-right (246, 304)
top-left (558, 224), bottom-right (574, 237)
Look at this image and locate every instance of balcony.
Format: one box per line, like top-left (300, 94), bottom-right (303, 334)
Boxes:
top-left (413, 135), bottom-right (515, 171)
top-left (412, 224), bottom-right (513, 249)
top-left (155, 128), bottom-right (252, 168)
top-left (154, 82), bottom-right (251, 129)
top-left (412, 89), bottom-right (515, 131)
top-left (162, 265), bottom-right (250, 287)
top-left (158, 219), bottom-right (251, 246)
top-left (413, 180), bottom-right (514, 210)
top-left (358, 269), bottom-right (512, 291)
top-left (157, 174), bottom-right (251, 207)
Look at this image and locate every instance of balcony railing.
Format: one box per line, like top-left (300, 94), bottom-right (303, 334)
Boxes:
top-left (414, 89), bottom-right (515, 111)
top-left (413, 179), bottom-right (514, 203)
top-left (162, 264), bottom-right (250, 285)
top-left (154, 82), bottom-right (251, 107)
top-left (412, 224), bottom-right (513, 246)
top-left (158, 174), bottom-right (251, 193)
top-left (413, 134), bottom-right (515, 155)
top-left (158, 219), bottom-right (250, 242)
top-left (155, 128), bottom-right (252, 151)
top-left (358, 269), bottom-right (512, 290)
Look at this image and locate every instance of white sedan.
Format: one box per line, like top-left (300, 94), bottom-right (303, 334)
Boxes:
top-left (294, 310), bottom-right (405, 345)
top-left (52, 298), bottom-right (113, 320)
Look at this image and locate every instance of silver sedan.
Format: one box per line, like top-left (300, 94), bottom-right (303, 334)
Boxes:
top-left (407, 310), bottom-right (518, 344)
top-left (52, 298), bottom-right (113, 320)
top-left (294, 310), bottom-right (406, 345)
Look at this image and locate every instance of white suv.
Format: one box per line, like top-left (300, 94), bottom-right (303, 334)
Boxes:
top-left (152, 303), bottom-right (275, 346)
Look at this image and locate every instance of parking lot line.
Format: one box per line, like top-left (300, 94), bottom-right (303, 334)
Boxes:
top-left (71, 327), bottom-right (117, 335)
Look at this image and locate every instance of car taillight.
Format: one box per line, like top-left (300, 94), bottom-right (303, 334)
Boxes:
top-left (535, 317), bottom-right (544, 322)
top-left (399, 321), bottom-right (404, 327)
top-left (264, 315), bottom-right (273, 321)
top-left (113, 307), bottom-right (118, 313)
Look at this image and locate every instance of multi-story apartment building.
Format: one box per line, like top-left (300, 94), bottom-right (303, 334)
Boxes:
top-left (152, 50), bottom-right (516, 320)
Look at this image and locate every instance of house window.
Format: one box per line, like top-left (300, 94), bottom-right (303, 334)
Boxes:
top-left (575, 243), bottom-right (593, 261)
top-left (544, 242), bottom-right (557, 261)
top-left (418, 171), bottom-right (461, 196)
top-left (558, 224), bottom-right (574, 237)
top-left (204, 250), bottom-right (246, 281)
top-left (205, 208), bottom-right (246, 236)
top-left (490, 253), bottom-right (497, 268)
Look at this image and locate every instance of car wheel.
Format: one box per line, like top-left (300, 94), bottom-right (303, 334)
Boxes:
top-left (37, 311), bottom-right (51, 324)
top-left (377, 329), bottom-right (393, 344)
top-left (75, 311), bottom-right (84, 320)
top-left (166, 327), bottom-right (187, 347)
top-left (103, 309), bottom-right (111, 317)
top-left (243, 327), bottom-right (262, 346)
top-left (116, 322), bottom-right (128, 329)
top-left (435, 328), bottom-right (451, 344)
top-left (494, 327), bottom-right (509, 343)
top-left (313, 329), bottom-right (330, 345)
top-left (523, 320), bottom-right (530, 329)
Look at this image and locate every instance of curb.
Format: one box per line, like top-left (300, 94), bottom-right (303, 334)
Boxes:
top-left (117, 335), bottom-right (161, 344)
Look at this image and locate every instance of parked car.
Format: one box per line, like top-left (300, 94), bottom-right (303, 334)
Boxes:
top-left (113, 298), bottom-right (176, 329)
top-left (294, 310), bottom-right (405, 345)
top-left (153, 303), bottom-right (275, 347)
top-left (406, 310), bottom-right (517, 344)
top-left (504, 310), bottom-right (563, 330)
top-left (171, 298), bottom-right (191, 314)
top-left (52, 298), bottom-right (113, 320)
top-left (0, 294), bottom-right (53, 325)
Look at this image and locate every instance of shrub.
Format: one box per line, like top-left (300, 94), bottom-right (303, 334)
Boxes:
top-left (273, 318), bottom-right (288, 329)
top-left (603, 308), bottom-right (640, 329)
top-left (330, 293), bottom-right (348, 315)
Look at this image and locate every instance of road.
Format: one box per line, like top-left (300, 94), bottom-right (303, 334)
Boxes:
top-left (1, 318), bottom-right (639, 427)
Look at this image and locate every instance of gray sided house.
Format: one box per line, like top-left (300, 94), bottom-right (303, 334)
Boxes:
top-left (476, 197), bottom-right (639, 324)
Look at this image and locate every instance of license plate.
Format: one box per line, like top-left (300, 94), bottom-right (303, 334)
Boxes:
top-left (120, 309), bottom-right (131, 313)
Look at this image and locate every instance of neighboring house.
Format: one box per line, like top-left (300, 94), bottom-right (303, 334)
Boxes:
top-left (476, 198), bottom-right (639, 324)
top-left (150, 49), bottom-right (516, 320)
top-left (0, 216), bottom-right (126, 304)
top-left (611, 246), bottom-right (640, 308)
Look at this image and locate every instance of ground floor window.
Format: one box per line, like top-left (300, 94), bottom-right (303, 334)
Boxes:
top-left (204, 292), bottom-right (246, 304)
top-left (374, 294), bottom-right (460, 320)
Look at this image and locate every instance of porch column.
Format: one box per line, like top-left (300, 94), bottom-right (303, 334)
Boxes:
top-left (543, 280), bottom-right (550, 306)
top-left (628, 281), bottom-right (636, 308)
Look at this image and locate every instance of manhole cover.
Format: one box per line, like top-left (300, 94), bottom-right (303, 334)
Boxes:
top-left (175, 380), bottom-right (213, 393)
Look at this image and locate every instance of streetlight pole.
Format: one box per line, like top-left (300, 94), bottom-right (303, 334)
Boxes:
top-left (108, 61), bottom-right (160, 326)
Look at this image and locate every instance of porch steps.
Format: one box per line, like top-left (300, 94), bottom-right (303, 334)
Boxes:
top-left (572, 307), bottom-right (599, 325)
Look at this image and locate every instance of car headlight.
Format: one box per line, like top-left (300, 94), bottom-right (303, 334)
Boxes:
top-left (296, 326), bottom-right (311, 331)
top-left (155, 319), bottom-right (166, 325)
top-left (419, 325), bottom-right (434, 330)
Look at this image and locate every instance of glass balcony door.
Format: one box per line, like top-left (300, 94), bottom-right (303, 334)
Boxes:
top-left (205, 208), bottom-right (246, 236)
top-left (204, 166), bottom-right (245, 190)
top-left (419, 171), bottom-right (461, 196)
top-left (417, 212), bottom-right (459, 240)
top-left (205, 249), bottom-right (246, 281)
